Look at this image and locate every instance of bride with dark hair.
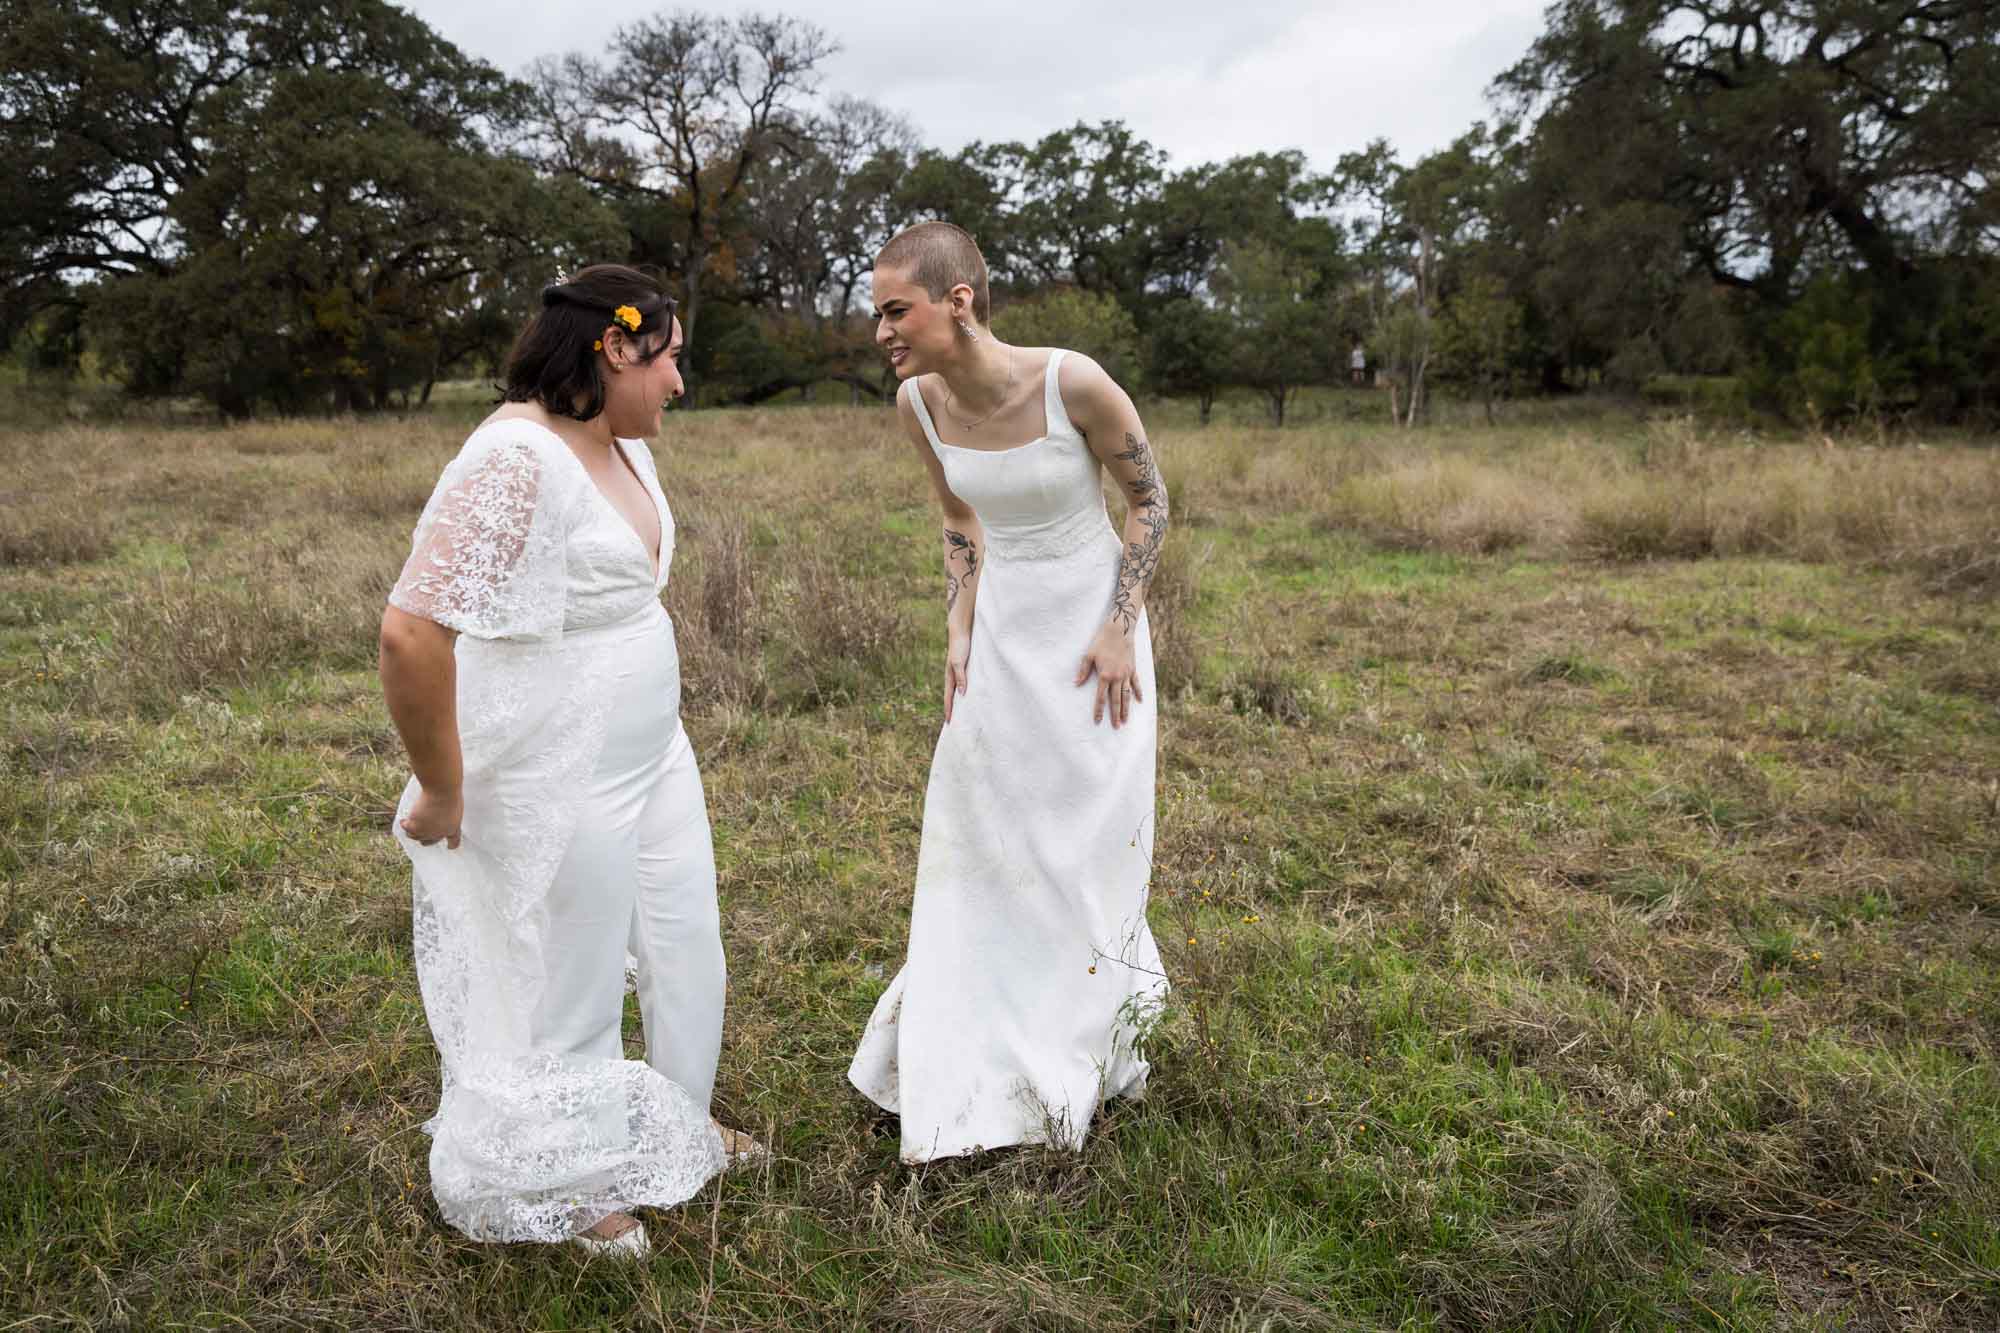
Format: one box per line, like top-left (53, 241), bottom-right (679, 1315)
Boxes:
top-left (379, 264), bottom-right (755, 1257)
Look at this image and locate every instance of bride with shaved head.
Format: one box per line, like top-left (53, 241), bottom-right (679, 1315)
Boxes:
top-left (849, 222), bottom-right (1171, 1161)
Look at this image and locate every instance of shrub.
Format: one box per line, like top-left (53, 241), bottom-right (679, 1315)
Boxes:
top-left (0, 507), bottom-right (113, 566)
top-left (991, 289), bottom-right (1143, 389)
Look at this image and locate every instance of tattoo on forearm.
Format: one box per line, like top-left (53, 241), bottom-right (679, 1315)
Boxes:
top-left (944, 527), bottom-right (979, 613)
top-left (1109, 433), bottom-right (1167, 635)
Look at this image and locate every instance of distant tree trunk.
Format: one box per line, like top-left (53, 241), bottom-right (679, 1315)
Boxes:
top-left (1198, 387), bottom-right (1214, 426)
top-left (830, 371), bottom-right (886, 403)
top-left (1403, 228), bottom-right (1436, 429)
top-left (677, 250), bottom-right (705, 401)
top-left (732, 375), bottom-right (811, 405)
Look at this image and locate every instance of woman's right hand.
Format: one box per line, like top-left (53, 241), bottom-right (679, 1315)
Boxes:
top-left (943, 631), bottom-right (971, 724)
top-left (401, 784), bottom-right (464, 849)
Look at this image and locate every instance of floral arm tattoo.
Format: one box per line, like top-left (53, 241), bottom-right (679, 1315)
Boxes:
top-left (944, 526), bottom-right (980, 614)
top-left (1109, 432), bottom-right (1168, 635)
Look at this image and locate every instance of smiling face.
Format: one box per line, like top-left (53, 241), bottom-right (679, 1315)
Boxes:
top-left (600, 316), bottom-right (684, 438)
top-left (872, 265), bottom-right (963, 380)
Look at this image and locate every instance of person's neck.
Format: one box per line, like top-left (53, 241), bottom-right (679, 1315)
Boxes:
top-left (939, 338), bottom-right (1016, 417)
top-left (561, 399), bottom-right (618, 454)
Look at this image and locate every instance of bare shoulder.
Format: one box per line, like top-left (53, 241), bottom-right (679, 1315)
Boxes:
top-left (895, 375), bottom-right (934, 445)
top-left (471, 403), bottom-right (566, 456)
top-left (1053, 350), bottom-right (1138, 436)
top-left (479, 400), bottom-right (552, 433)
top-left (1053, 349), bottom-right (1111, 392)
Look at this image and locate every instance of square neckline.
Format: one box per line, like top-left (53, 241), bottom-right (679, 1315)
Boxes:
top-left (911, 350), bottom-right (1067, 455)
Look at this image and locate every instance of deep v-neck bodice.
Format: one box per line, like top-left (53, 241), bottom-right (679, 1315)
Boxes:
top-left (491, 416), bottom-right (666, 585)
top-left (464, 416), bottom-right (676, 633)
top-left (589, 442), bottom-right (664, 583)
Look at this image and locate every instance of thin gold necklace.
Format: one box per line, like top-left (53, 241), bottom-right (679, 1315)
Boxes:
top-left (944, 347), bottom-right (1017, 433)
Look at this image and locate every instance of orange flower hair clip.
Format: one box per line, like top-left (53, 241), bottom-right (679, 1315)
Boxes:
top-left (613, 305), bottom-right (641, 332)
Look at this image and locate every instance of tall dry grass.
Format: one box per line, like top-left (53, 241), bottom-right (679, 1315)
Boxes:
top-left (665, 505), bottom-right (911, 712)
top-left (1240, 412), bottom-right (1992, 584)
top-left (6, 405), bottom-right (1993, 728)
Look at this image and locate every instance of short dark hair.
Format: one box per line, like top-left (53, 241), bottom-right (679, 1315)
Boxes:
top-left (501, 264), bottom-right (677, 421)
top-left (876, 222), bottom-right (990, 324)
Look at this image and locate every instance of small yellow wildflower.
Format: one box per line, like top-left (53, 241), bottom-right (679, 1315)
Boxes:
top-left (614, 304), bottom-right (641, 331)
top-left (1186, 936), bottom-right (1196, 946)
top-left (593, 339), bottom-right (603, 351)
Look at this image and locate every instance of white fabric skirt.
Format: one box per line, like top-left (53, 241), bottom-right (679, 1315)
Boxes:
top-left (849, 535), bottom-right (1168, 1162)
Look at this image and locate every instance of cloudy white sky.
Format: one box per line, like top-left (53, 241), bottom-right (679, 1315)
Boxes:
top-left (400, 0), bottom-right (1549, 169)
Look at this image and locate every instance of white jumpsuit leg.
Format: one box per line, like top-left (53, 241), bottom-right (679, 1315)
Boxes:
top-left (528, 612), bottom-right (724, 1112)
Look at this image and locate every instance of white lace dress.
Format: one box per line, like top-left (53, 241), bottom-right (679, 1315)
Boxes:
top-left (848, 350), bottom-right (1169, 1161)
top-left (387, 418), bottom-right (725, 1242)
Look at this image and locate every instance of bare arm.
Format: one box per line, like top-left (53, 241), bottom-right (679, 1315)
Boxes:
top-left (378, 605), bottom-right (464, 846)
top-left (1104, 431), bottom-right (1167, 636)
top-left (1064, 354), bottom-right (1169, 727)
top-left (901, 382), bottom-right (984, 722)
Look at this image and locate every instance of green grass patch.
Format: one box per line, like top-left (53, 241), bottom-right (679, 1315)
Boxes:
top-left (3, 410), bottom-right (1998, 1328)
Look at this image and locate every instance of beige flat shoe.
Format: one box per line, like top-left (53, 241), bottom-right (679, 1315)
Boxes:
top-left (569, 1213), bottom-right (649, 1260)
top-left (714, 1120), bottom-right (768, 1168)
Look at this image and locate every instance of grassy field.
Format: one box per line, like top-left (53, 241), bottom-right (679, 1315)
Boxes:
top-left (3, 397), bottom-right (1998, 1330)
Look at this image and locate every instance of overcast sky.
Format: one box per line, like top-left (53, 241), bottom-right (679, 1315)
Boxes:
top-left (400, 0), bottom-right (1549, 170)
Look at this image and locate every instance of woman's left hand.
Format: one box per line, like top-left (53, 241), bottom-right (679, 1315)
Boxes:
top-left (1076, 621), bottom-right (1144, 728)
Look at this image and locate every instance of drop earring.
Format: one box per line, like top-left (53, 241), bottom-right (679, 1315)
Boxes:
top-left (956, 318), bottom-right (980, 343)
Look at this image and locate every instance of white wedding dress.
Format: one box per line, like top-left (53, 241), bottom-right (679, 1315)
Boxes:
top-left (387, 418), bottom-right (726, 1242)
top-left (849, 350), bottom-right (1169, 1162)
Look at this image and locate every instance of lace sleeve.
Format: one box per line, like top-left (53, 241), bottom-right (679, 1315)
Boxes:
top-left (388, 432), bottom-right (569, 641)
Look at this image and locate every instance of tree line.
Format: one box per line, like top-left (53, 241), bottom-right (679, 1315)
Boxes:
top-left (4, 1), bottom-right (1996, 423)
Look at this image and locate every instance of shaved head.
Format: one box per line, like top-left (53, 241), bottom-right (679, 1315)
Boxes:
top-left (876, 221), bottom-right (990, 324)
